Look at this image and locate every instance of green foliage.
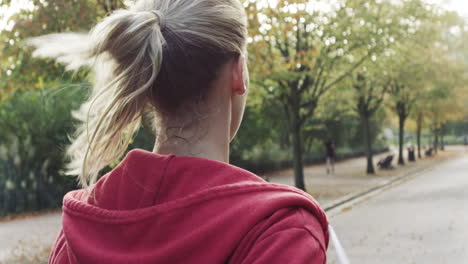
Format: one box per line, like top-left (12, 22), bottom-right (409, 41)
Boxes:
top-left (0, 0), bottom-right (129, 215)
top-left (230, 101), bottom-right (389, 174)
top-left (0, 85), bottom-right (87, 215)
top-left (0, 0), bottom-right (126, 100)
top-left (444, 121), bottom-right (468, 136)
top-left (230, 99), bottom-right (287, 172)
top-left (0, 1), bottom-right (94, 99)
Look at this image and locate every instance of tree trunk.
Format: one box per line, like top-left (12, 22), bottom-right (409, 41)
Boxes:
top-left (398, 114), bottom-right (406, 165)
top-left (440, 133), bottom-right (445, 151)
top-left (433, 128), bottom-right (439, 154)
top-left (416, 114), bottom-right (422, 159)
top-left (291, 122), bottom-right (305, 190)
top-left (289, 90), bottom-right (306, 191)
top-left (362, 115), bottom-right (375, 174)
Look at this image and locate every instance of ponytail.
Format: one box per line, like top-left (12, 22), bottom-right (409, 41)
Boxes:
top-left (75, 10), bottom-right (166, 187)
top-left (31, 10), bottom-right (166, 188)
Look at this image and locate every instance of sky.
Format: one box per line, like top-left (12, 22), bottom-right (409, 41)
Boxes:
top-left (427, 0), bottom-right (468, 17)
top-left (0, 0), bottom-right (34, 32)
top-left (0, 0), bottom-right (468, 32)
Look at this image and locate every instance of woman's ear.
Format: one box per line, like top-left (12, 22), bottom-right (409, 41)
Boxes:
top-left (231, 56), bottom-right (247, 96)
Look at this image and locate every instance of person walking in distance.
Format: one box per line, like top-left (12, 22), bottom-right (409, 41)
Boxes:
top-left (325, 139), bottom-right (336, 174)
top-left (28, 0), bottom-right (330, 263)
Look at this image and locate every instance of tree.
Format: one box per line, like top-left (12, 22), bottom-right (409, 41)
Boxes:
top-left (352, 71), bottom-right (390, 174)
top-left (246, 0), bottom-right (400, 190)
top-left (389, 77), bottom-right (416, 164)
top-left (407, 10), bottom-right (468, 157)
top-left (0, 0), bottom-right (127, 215)
top-left (426, 69), bottom-right (465, 151)
top-left (413, 109), bottom-right (425, 158)
top-left (0, 0), bottom-right (126, 100)
top-left (386, 1), bottom-right (439, 165)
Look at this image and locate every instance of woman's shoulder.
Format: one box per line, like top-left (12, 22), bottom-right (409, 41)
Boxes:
top-left (229, 207), bottom-right (328, 264)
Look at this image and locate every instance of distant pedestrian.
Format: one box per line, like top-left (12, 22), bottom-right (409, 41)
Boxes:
top-left (325, 139), bottom-right (336, 174)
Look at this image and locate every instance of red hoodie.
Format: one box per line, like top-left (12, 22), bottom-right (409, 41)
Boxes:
top-left (50, 149), bottom-right (329, 263)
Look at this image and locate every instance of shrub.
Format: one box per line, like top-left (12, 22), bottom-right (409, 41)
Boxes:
top-left (0, 86), bottom-right (87, 216)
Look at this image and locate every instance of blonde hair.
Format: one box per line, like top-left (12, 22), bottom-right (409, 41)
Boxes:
top-left (28, 0), bottom-right (247, 188)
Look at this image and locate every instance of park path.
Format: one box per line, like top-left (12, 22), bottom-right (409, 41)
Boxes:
top-left (0, 212), bottom-right (61, 263)
top-left (326, 148), bottom-right (468, 264)
top-left (265, 152), bottom-right (390, 186)
top-left (267, 147), bottom-right (460, 207)
top-left (268, 149), bottom-right (419, 207)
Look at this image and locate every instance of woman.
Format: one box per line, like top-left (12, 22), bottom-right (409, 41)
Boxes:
top-left (30, 0), bottom-right (329, 263)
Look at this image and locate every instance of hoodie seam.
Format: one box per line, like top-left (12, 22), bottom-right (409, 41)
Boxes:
top-left (253, 209), bottom-right (303, 245)
top-left (62, 184), bottom-right (329, 254)
top-left (64, 184), bottom-right (323, 224)
top-left (299, 208), bottom-right (328, 256)
top-left (153, 155), bottom-right (175, 205)
top-left (245, 227), bottom-right (326, 263)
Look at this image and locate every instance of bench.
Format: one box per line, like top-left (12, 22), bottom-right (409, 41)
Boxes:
top-left (378, 154), bottom-right (394, 169)
top-left (425, 148), bottom-right (433, 157)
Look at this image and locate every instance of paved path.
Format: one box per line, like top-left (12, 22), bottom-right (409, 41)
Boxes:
top-left (0, 212), bottom-right (61, 263)
top-left (327, 150), bottom-right (468, 264)
top-left (266, 152), bottom-right (390, 187)
top-left (267, 152), bottom-right (396, 206)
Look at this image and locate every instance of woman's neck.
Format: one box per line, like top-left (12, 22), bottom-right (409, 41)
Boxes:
top-left (154, 136), bottom-right (229, 163)
top-left (153, 72), bottom-right (234, 163)
top-left (152, 110), bottom-right (231, 163)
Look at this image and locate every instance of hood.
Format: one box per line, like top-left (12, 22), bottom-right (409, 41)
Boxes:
top-left (56, 149), bottom-right (328, 263)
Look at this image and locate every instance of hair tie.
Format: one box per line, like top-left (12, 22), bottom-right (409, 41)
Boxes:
top-left (151, 10), bottom-right (166, 30)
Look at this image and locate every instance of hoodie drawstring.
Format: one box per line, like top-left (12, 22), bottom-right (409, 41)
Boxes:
top-left (329, 225), bottom-right (350, 264)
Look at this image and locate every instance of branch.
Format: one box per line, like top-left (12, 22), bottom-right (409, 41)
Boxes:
top-left (299, 100), bottom-right (318, 125)
top-left (310, 45), bottom-right (332, 91)
top-left (372, 80), bottom-right (391, 111)
top-left (295, 20), bottom-right (302, 64)
top-left (264, 39), bottom-right (278, 71)
top-left (365, 82), bottom-right (375, 107)
top-left (298, 75), bottom-right (311, 93)
top-left (311, 65), bottom-right (325, 97)
top-left (272, 25), bottom-right (289, 59)
top-left (322, 52), bottom-right (371, 93)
